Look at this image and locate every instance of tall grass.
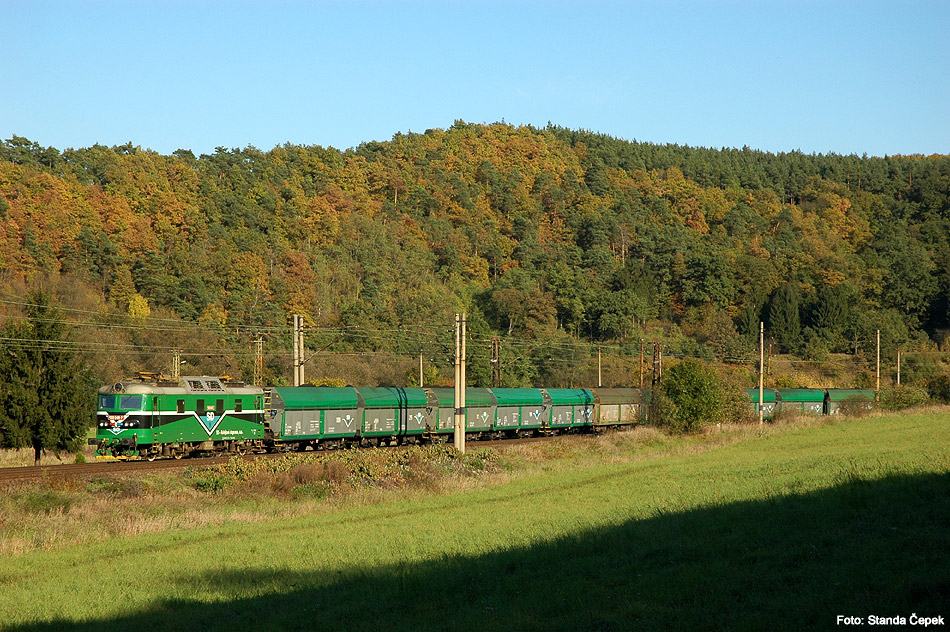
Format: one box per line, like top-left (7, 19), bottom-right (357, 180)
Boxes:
top-left (0, 446), bottom-right (93, 468)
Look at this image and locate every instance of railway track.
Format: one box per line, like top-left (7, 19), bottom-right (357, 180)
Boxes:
top-left (0, 456), bottom-right (211, 484)
top-left (0, 434), bottom-right (563, 484)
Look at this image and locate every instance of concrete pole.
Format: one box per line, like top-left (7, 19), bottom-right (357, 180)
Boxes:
top-left (254, 337), bottom-right (263, 386)
top-left (460, 312), bottom-right (467, 454)
top-left (639, 339), bottom-right (644, 389)
top-left (759, 321), bottom-right (765, 425)
top-left (876, 329), bottom-right (880, 393)
top-left (292, 315), bottom-right (299, 387)
top-left (651, 340), bottom-right (660, 387)
top-left (598, 347), bottom-right (602, 387)
top-left (298, 321), bottom-right (305, 387)
top-left (454, 314), bottom-right (463, 452)
top-left (419, 351), bottom-right (424, 387)
top-left (897, 349), bottom-right (901, 386)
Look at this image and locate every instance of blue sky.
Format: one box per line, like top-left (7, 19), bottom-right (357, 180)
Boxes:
top-left (3, 0), bottom-right (948, 157)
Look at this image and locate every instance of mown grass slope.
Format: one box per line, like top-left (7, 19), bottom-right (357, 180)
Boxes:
top-left (1, 412), bottom-right (948, 631)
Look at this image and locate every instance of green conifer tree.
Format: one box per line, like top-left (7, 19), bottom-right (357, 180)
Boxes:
top-left (769, 283), bottom-right (802, 354)
top-left (811, 284), bottom-right (853, 352)
top-left (0, 292), bottom-right (96, 465)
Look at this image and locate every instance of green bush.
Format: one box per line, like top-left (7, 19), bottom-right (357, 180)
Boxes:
top-left (926, 375), bottom-right (950, 404)
top-left (878, 386), bottom-right (930, 411)
top-left (656, 359), bottom-right (727, 432)
top-left (291, 482), bottom-right (331, 499)
top-left (722, 380), bottom-right (757, 424)
top-left (187, 469), bottom-right (238, 493)
top-left (801, 328), bottom-right (831, 365)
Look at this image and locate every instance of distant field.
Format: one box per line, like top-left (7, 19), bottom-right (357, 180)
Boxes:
top-left (1, 412), bottom-right (948, 631)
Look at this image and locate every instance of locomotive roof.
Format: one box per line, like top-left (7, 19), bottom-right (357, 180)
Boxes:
top-left (98, 376), bottom-right (262, 396)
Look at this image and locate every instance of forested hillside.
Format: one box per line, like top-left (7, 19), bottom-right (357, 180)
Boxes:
top-left (1, 122), bottom-right (948, 388)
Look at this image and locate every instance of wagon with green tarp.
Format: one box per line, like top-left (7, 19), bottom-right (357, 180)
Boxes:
top-left (357, 387), bottom-right (429, 438)
top-left (463, 388), bottom-right (497, 431)
top-left (591, 388), bottom-right (645, 427)
top-left (427, 387), bottom-right (497, 434)
top-left (545, 388), bottom-right (594, 428)
top-left (824, 389), bottom-right (875, 415)
top-left (491, 388), bottom-right (545, 431)
top-left (269, 386), bottom-right (360, 440)
top-left (745, 388), bottom-right (779, 420)
top-left (427, 387), bottom-right (457, 434)
top-left (776, 388), bottom-right (825, 415)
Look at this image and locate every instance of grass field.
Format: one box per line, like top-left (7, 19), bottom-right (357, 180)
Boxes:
top-left (1, 412), bottom-right (948, 631)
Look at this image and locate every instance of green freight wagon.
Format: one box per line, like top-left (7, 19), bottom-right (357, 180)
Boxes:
top-left (745, 388), bottom-right (779, 420)
top-left (425, 387), bottom-right (497, 435)
top-left (490, 388), bottom-right (546, 431)
top-left (269, 387), bottom-right (360, 446)
top-left (463, 388), bottom-right (497, 432)
top-left (776, 388), bottom-right (825, 415)
top-left (93, 375), bottom-right (265, 460)
top-left (544, 388), bottom-right (595, 429)
top-left (357, 387), bottom-right (429, 441)
top-left (824, 389), bottom-right (875, 415)
top-left (268, 386), bottom-right (431, 448)
top-left (427, 387), bottom-right (460, 435)
top-left (591, 388), bottom-right (645, 427)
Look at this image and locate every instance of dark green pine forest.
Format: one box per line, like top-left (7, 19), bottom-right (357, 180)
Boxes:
top-left (1, 122), bottom-right (949, 389)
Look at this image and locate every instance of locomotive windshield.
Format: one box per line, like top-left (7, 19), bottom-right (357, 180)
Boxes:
top-left (119, 395), bottom-right (143, 410)
top-left (99, 394), bottom-right (143, 410)
top-left (99, 395), bottom-right (142, 410)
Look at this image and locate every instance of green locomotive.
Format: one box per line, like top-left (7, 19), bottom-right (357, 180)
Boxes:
top-left (92, 373), bottom-right (267, 460)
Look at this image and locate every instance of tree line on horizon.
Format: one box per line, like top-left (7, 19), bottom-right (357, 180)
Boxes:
top-left (1, 122), bottom-right (949, 390)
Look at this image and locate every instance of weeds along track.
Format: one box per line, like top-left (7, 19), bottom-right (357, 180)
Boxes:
top-left (0, 434), bottom-right (557, 484)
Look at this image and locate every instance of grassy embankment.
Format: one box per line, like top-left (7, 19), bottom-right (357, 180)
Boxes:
top-left (0, 411), bottom-right (948, 631)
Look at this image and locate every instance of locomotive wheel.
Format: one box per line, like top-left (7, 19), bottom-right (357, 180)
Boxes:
top-left (236, 444), bottom-right (247, 456)
top-left (173, 451), bottom-right (184, 460)
top-left (146, 452), bottom-right (158, 462)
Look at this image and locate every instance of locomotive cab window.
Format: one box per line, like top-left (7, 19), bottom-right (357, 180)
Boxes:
top-left (235, 399), bottom-right (243, 413)
top-left (98, 395), bottom-right (115, 410)
top-left (119, 395), bottom-right (142, 410)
